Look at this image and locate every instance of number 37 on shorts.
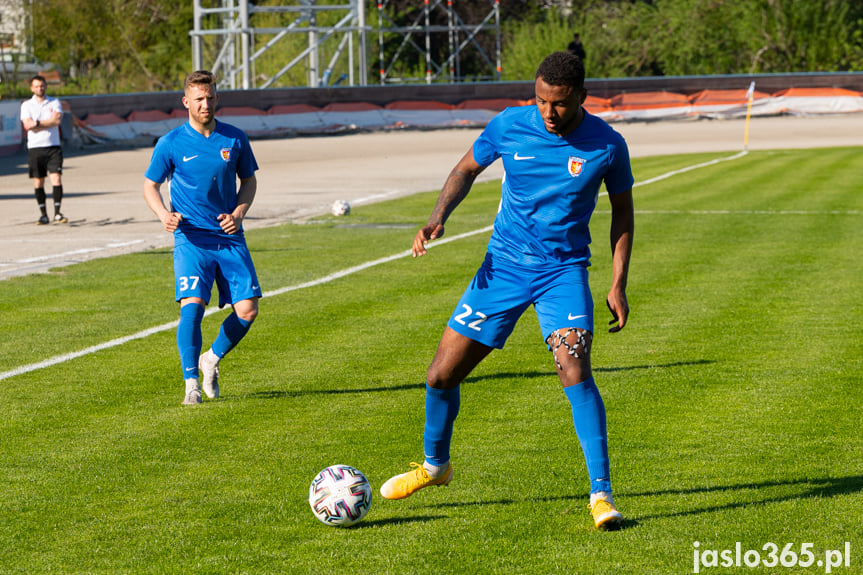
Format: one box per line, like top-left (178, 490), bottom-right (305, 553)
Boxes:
top-left (179, 276), bottom-right (201, 292)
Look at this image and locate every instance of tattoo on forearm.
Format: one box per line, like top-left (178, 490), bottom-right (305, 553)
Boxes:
top-left (432, 170), bottom-right (474, 224)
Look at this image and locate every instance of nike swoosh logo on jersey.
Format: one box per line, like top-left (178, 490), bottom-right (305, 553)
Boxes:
top-left (183, 155), bottom-right (199, 162)
top-left (568, 314), bottom-right (588, 321)
top-left (513, 152), bottom-right (536, 160)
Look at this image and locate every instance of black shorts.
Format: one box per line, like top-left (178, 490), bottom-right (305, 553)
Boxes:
top-left (28, 146), bottom-right (63, 179)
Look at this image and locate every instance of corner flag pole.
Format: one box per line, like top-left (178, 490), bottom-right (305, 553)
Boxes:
top-left (743, 81), bottom-right (755, 150)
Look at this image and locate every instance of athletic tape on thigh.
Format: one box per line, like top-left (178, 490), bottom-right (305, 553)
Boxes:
top-left (546, 328), bottom-right (592, 370)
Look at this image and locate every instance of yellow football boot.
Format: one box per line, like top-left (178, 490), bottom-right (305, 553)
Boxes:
top-left (380, 462), bottom-right (453, 500)
top-left (589, 494), bottom-right (623, 530)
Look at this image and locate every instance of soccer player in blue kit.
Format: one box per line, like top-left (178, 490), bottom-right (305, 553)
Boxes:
top-left (380, 52), bottom-right (634, 530)
top-left (143, 70), bottom-right (262, 405)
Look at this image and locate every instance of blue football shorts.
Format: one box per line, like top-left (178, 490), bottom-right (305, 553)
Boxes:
top-left (173, 235), bottom-right (262, 307)
top-left (447, 253), bottom-right (593, 349)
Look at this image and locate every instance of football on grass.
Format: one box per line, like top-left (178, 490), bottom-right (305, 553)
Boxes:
top-left (309, 464), bottom-right (372, 527)
top-left (331, 199), bottom-right (351, 216)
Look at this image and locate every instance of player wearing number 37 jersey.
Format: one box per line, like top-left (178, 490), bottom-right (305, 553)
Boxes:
top-left (143, 70), bottom-right (262, 405)
top-left (380, 51), bottom-right (635, 531)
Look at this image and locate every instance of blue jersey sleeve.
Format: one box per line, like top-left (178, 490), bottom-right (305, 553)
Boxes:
top-left (145, 133), bottom-right (175, 183)
top-left (234, 130), bottom-right (259, 180)
top-left (602, 133), bottom-right (634, 195)
top-left (472, 113), bottom-right (506, 167)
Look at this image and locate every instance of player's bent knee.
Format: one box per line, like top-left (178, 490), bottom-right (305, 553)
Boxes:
top-left (237, 308), bottom-right (258, 323)
top-left (425, 366), bottom-right (460, 390)
top-left (547, 327), bottom-right (592, 372)
top-left (234, 298), bottom-right (259, 322)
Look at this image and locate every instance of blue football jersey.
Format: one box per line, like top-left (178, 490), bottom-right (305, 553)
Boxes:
top-left (472, 106), bottom-right (633, 267)
top-left (145, 120), bottom-right (259, 242)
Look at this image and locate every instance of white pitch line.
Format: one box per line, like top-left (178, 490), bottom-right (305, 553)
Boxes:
top-left (0, 151), bottom-right (747, 382)
top-left (16, 241), bottom-right (145, 264)
top-left (0, 322), bottom-right (180, 381)
top-left (351, 190), bottom-right (411, 205)
top-left (0, 226), bottom-right (493, 382)
top-left (265, 225), bottom-right (493, 299)
top-left (632, 150), bottom-right (748, 188)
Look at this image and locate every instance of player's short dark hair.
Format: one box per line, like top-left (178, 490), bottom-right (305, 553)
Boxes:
top-left (536, 51), bottom-right (585, 90)
top-left (30, 75), bottom-right (47, 85)
top-left (184, 70), bottom-right (216, 91)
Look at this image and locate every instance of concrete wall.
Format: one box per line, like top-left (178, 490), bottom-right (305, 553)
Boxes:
top-left (62, 72), bottom-right (863, 119)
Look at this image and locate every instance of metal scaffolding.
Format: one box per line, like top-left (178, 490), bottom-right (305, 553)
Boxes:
top-left (190, 0), bottom-right (501, 89)
top-left (375, 0), bottom-right (501, 84)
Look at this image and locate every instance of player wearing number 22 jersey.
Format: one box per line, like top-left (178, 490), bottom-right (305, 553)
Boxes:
top-left (380, 51), bottom-right (635, 531)
top-left (452, 89), bottom-right (634, 349)
top-left (144, 70), bottom-right (262, 405)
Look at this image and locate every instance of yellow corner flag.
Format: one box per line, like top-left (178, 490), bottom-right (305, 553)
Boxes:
top-left (743, 81), bottom-right (756, 150)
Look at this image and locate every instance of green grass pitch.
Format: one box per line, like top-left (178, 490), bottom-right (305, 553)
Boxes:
top-left (0, 147), bottom-right (861, 574)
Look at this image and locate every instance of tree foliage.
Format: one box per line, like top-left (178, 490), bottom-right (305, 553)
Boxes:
top-left (18, 0), bottom-right (863, 95)
top-left (30, 0), bottom-right (193, 94)
top-left (374, 0), bottom-right (537, 82)
top-left (503, 0), bottom-right (863, 80)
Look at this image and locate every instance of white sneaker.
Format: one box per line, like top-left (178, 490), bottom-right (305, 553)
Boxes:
top-left (182, 378), bottom-right (202, 405)
top-left (199, 350), bottom-right (220, 399)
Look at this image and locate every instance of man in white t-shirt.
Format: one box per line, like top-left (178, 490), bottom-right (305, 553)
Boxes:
top-left (20, 75), bottom-right (67, 225)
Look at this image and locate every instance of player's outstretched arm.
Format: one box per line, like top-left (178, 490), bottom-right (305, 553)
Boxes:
top-left (412, 148), bottom-right (485, 258)
top-left (412, 224), bottom-right (445, 258)
top-left (607, 188), bottom-right (634, 332)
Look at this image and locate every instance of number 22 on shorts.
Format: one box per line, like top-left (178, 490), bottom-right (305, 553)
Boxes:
top-left (454, 304), bottom-right (487, 332)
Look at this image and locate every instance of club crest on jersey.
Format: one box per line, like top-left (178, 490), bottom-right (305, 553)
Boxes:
top-left (220, 148), bottom-right (231, 162)
top-left (568, 156), bottom-right (585, 177)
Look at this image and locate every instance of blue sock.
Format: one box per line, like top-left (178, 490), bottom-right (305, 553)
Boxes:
top-left (423, 384), bottom-right (460, 466)
top-left (177, 303), bottom-right (204, 379)
top-left (564, 377), bottom-right (612, 494)
top-left (211, 312), bottom-right (254, 358)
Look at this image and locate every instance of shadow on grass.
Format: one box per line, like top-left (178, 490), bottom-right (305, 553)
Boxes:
top-left (349, 515), bottom-right (447, 528)
top-left (627, 475), bottom-right (863, 521)
top-left (2, 190), bottom-right (115, 201)
top-left (241, 360), bottom-right (714, 400)
top-left (242, 381), bottom-right (426, 399)
top-left (424, 494), bottom-right (640, 530)
top-left (462, 359), bottom-right (715, 383)
top-left (376, 474), bottom-right (862, 530)
top-left (241, 372), bottom-right (553, 400)
top-left (595, 359), bottom-right (714, 373)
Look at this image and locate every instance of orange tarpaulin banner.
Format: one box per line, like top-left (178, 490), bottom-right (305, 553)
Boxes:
top-left (52, 87), bottom-right (863, 148)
